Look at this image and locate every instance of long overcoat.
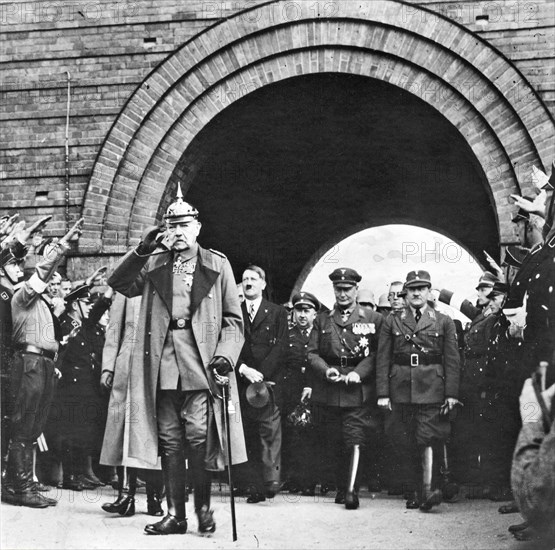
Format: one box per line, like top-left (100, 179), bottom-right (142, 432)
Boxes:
top-left (100, 293), bottom-right (160, 468)
top-left (107, 244), bottom-right (246, 469)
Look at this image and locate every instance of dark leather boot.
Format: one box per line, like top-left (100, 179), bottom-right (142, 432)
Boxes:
top-left (145, 469), bottom-right (164, 516)
top-left (102, 467), bottom-right (129, 513)
top-left (190, 446), bottom-right (215, 534)
top-left (145, 452), bottom-right (187, 535)
top-left (25, 445), bottom-right (57, 506)
top-left (9, 441), bottom-right (50, 508)
top-left (345, 445), bottom-right (361, 510)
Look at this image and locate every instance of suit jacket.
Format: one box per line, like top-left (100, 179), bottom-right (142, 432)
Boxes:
top-left (307, 306), bottom-right (383, 407)
top-left (108, 244), bottom-right (246, 469)
top-left (238, 298), bottom-right (288, 408)
top-left (376, 306), bottom-right (460, 404)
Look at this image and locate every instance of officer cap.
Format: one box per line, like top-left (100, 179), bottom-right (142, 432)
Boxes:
top-left (357, 288), bottom-right (376, 307)
top-left (329, 268), bottom-right (361, 287)
top-left (502, 245), bottom-right (528, 268)
top-left (292, 291), bottom-right (320, 311)
top-left (0, 248), bottom-right (17, 269)
top-left (404, 270), bottom-right (432, 289)
top-left (65, 283), bottom-right (92, 304)
top-left (511, 196), bottom-right (535, 223)
top-left (476, 271), bottom-right (498, 290)
top-left (246, 381), bottom-right (271, 408)
top-left (164, 182), bottom-right (199, 224)
top-left (377, 293), bottom-right (391, 309)
top-left (489, 281), bottom-right (509, 297)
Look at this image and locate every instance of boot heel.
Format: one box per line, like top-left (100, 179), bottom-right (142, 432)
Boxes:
top-left (119, 496), bottom-right (135, 516)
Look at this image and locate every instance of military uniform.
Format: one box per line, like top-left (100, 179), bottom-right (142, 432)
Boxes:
top-left (46, 287), bottom-right (111, 489)
top-left (523, 233), bottom-right (555, 373)
top-left (7, 238), bottom-right (74, 508)
top-left (307, 268), bottom-right (383, 509)
top-left (377, 270), bottom-right (460, 509)
top-left (281, 291), bottom-right (320, 494)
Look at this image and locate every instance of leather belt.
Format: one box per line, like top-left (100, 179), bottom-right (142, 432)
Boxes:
top-left (16, 344), bottom-right (58, 362)
top-left (169, 318), bottom-right (191, 330)
top-left (394, 353), bottom-right (442, 366)
top-left (325, 356), bottom-right (361, 368)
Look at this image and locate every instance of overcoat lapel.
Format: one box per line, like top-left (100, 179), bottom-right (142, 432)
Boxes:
top-left (190, 248), bottom-right (220, 315)
top-left (148, 253), bottom-right (173, 313)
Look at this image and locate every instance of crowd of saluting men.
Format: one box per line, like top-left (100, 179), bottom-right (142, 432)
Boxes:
top-left (0, 165), bottom-right (554, 544)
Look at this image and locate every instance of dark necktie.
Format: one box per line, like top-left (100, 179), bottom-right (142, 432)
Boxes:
top-left (415, 309), bottom-right (421, 324)
top-left (249, 303), bottom-right (255, 323)
top-left (41, 297), bottom-right (62, 342)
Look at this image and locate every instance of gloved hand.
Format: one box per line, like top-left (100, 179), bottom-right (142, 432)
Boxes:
top-left (136, 225), bottom-right (162, 255)
top-left (209, 356), bottom-right (232, 376)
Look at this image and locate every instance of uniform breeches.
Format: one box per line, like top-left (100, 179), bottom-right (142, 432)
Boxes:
top-left (317, 405), bottom-right (373, 490)
top-left (385, 403), bottom-right (449, 490)
top-left (157, 390), bottom-right (210, 456)
top-left (9, 352), bottom-right (56, 444)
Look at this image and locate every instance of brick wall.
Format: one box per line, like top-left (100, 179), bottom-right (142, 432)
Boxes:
top-left (1, 0), bottom-right (554, 278)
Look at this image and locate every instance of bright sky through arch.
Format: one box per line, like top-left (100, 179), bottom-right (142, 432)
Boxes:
top-left (301, 225), bottom-right (485, 322)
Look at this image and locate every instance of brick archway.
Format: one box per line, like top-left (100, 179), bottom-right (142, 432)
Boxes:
top-left (82, 0), bottom-right (554, 254)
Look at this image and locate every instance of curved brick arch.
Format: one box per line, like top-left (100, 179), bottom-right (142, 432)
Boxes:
top-left (82, 0), bottom-right (555, 254)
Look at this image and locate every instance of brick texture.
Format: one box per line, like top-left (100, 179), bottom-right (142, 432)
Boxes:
top-left (1, 0), bottom-right (554, 281)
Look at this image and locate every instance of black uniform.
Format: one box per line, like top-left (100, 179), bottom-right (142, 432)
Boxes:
top-left (281, 325), bottom-right (317, 491)
top-left (46, 296), bottom-right (111, 483)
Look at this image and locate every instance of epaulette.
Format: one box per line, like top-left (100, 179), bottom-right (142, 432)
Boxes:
top-left (209, 249), bottom-right (226, 258)
top-left (548, 234), bottom-right (555, 248)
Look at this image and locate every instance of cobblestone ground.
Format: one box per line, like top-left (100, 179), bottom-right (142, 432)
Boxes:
top-left (0, 486), bottom-right (539, 549)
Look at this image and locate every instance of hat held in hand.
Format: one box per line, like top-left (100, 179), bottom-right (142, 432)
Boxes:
top-left (246, 381), bottom-right (271, 408)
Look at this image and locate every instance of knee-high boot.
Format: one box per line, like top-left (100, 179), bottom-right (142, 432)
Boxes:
top-left (8, 441), bottom-right (50, 508)
top-left (24, 444), bottom-right (56, 506)
top-left (145, 470), bottom-right (164, 516)
top-left (144, 453), bottom-right (188, 535)
top-left (345, 445), bottom-right (361, 510)
top-left (189, 446), bottom-right (215, 534)
top-left (419, 446), bottom-right (442, 512)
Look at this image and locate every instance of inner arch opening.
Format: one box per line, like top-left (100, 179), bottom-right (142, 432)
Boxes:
top-left (177, 73), bottom-right (499, 302)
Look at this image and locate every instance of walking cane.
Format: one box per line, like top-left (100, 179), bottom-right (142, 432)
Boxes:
top-left (220, 380), bottom-right (237, 541)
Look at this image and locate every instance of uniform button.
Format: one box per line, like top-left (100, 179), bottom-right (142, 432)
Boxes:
top-left (145, 351), bottom-right (149, 355)
top-left (343, 329), bottom-right (346, 332)
top-left (341, 349), bottom-right (344, 352)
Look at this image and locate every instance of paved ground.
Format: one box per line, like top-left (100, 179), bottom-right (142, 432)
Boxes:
top-left (0, 486), bottom-right (539, 550)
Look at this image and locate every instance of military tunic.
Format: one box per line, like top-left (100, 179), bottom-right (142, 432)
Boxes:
top-left (281, 325), bottom-right (317, 489)
top-left (47, 296), bottom-right (111, 454)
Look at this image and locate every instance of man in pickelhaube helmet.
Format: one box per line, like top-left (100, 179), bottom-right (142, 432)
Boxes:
top-left (108, 183), bottom-right (246, 536)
